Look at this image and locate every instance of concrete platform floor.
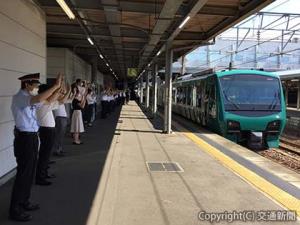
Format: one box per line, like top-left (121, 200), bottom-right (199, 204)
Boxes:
top-left (87, 102), bottom-right (299, 225)
top-left (0, 106), bottom-right (122, 225)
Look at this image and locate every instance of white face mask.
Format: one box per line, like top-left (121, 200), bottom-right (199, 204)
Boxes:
top-left (29, 88), bottom-right (39, 96)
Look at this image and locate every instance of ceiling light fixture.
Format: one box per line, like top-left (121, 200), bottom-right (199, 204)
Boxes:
top-left (56, 0), bottom-right (75, 20)
top-left (156, 50), bottom-right (161, 56)
top-left (179, 16), bottom-right (190, 29)
top-left (87, 37), bottom-right (94, 45)
top-left (99, 54), bottom-right (104, 59)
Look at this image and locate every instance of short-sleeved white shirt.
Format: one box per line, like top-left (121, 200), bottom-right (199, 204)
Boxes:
top-left (53, 104), bottom-right (67, 118)
top-left (37, 101), bottom-right (59, 127)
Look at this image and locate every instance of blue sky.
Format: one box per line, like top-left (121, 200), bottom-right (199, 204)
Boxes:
top-left (181, 0), bottom-right (300, 69)
top-left (263, 0), bottom-right (298, 13)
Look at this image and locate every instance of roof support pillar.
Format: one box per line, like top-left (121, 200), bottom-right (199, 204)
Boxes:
top-left (145, 70), bottom-right (150, 108)
top-left (164, 42), bottom-right (173, 134)
top-left (297, 81), bottom-right (300, 110)
top-left (139, 77), bottom-right (143, 104)
top-left (152, 64), bottom-right (158, 117)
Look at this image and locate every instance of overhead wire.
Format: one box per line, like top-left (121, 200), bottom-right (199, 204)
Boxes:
top-left (195, 18), bottom-right (300, 69)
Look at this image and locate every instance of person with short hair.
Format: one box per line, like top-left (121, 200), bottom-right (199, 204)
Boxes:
top-left (86, 88), bottom-right (97, 127)
top-left (126, 89), bottom-right (130, 104)
top-left (36, 82), bottom-right (71, 185)
top-left (100, 89), bottom-right (108, 118)
top-left (10, 73), bottom-right (62, 222)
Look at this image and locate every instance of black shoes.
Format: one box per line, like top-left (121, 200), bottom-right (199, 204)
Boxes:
top-left (53, 151), bottom-right (65, 157)
top-left (36, 179), bottom-right (52, 186)
top-left (21, 202), bottom-right (40, 211)
top-left (9, 202), bottom-right (39, 221)
top-left (46, 173), bottom-right (56, 179)
top-left (9, 211), bottom-right (32, 222)
top-left (48, 160), bottom-right (56, 165)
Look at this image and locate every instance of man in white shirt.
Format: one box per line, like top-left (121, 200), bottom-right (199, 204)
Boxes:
top-left (36, 84), bottom-right (62, 185)
top-left (86, 88), bottom-right (97, 126)
top-left (36, 82), bottom-right (71, 185)
top-left (101, 90), bottom-right (108, 118)
top-left (9, 73), bottom-right (62, 222)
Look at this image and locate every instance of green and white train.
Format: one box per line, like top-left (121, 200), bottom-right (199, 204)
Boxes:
top-left (157, 69), bottom-right (286, 149)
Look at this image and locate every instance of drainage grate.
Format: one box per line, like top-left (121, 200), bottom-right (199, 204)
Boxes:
top-left (118, 120), bottom-right (123, 123)
top-left (146, 162), bottom-right (184, 172)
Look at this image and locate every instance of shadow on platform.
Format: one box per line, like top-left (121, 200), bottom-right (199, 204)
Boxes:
top-left (115, 128), bottom-right (162, 134)
top-left (0, 106), bottom-right (122, 225)
top-left (136, 102), bottom-right (212, 135)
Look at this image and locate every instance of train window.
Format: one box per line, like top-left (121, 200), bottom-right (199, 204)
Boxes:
top-left (208, 78), bottom-right (217, 118)
top-left (179, 87), bottom-right (184, 104)
top-left (196, 85), bottom-right (202, 107)
top-left (183, 87), bottom-right (187, 104)
top-left (209, 82), bottom-right (216, 101)
top-left (187, 86), bottom-right (192, 105)
top-left (172, 88), bottom-right (176, 103)
top-left (176, 87), bottom-right (182, 103)
top-left (220, 74), bottom-right (282, 111)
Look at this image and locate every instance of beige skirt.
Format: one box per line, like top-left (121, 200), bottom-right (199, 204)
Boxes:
top-left (70, 110), bottom-right (84, 133)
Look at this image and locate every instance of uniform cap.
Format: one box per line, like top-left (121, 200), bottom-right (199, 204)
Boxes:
top-left (18, 73), bottom-right (40, 83)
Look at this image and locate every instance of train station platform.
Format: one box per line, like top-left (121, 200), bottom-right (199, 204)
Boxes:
top-left (0, 102), bottom-right (300, 225)
top-left (0, 106), bottom-right (122, 225)
top-left (86, 102), bottom-right (300, 225)
top-left (287, 108), bottom-right (300, 118)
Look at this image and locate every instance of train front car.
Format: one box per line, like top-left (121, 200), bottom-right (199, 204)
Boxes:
top-left (217, 70), bottom-right (286, 150)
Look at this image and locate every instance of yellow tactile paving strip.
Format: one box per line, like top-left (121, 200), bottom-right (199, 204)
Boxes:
top-left (171, 121), bottom-right (300, 215)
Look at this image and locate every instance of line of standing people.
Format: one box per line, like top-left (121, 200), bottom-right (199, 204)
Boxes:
top-left (100, 88), bottom-right (130, 119)
top-left (9, 73), bottom-right (99, 222)
top-left (9, 73), bottom-right (73, 222)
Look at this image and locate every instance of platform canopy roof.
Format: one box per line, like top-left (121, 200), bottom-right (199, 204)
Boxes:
top-left (36, 0), bottom-right (274, 80)
top-left (277, 69), bottom-right (300, 80)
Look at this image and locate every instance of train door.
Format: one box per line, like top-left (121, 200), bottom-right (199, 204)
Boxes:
top-left (200, 80), bottom-right (207, 126)
top-left (195, 81), bottom-right (203, 124)
top-left (206, 76), bottom-right (218, 131)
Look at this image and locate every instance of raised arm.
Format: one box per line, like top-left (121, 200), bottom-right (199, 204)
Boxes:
top-left (30, 73), bottom-right (63, 105)
top-left (46, 86), bottom-right (62, 103)
top-left (58, 84), bottom-right (72, 104)
top-left (79, 88), bottom-right (88, 109)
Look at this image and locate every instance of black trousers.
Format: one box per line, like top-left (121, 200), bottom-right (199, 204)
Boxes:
top-left (36, 127), bottom-right (55, 181)
top-left (86, 104), bottom-right (94, 123)
top-left (82, 104), bottom-right (89, 122)
top-left (101, 101), bottom-right (107, 118)
top-left (10, 130), bottom-right (38, 211)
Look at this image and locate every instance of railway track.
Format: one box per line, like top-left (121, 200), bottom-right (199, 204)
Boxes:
top-left (168, 111), bottom-right (300, 173)
top-left (258, 136), bottom-right (300, 173)
top-left (279, 136), bottom-right (300, 155)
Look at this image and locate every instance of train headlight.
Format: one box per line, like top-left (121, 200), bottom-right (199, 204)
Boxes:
top-left (227, 120), bottom-right (240, 133)
top-left (266, 120), bottom-right (281, 133)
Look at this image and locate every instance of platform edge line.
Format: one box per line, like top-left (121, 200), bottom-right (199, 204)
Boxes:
top-left (173, 122), bottom-right (300, 216)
